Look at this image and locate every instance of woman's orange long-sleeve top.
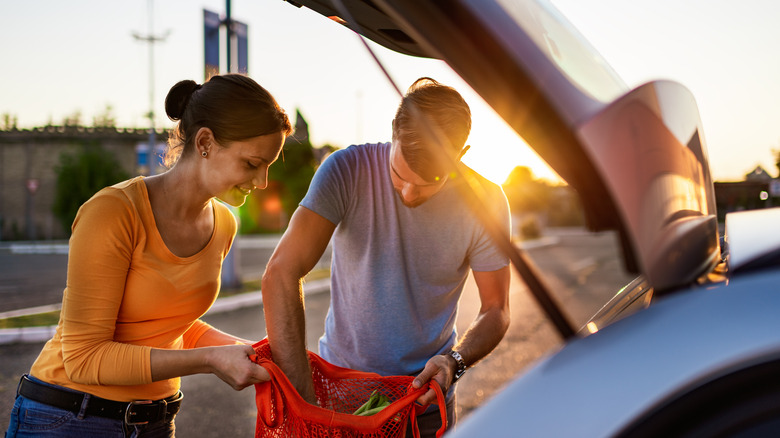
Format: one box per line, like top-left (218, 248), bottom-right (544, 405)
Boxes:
top-left (30, 176), bottom-right (237, 402)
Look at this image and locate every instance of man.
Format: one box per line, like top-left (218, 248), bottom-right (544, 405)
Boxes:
top-left (261, 77), bottom-right (511, 436)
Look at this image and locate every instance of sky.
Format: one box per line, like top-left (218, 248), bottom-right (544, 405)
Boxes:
top-left (2, 0), bottom-right (780, 184)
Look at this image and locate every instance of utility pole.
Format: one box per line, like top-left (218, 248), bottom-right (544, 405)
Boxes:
top-left (204, 0), bottom-right (247, 79)
top-left (133, 0), bottom-right (169, 175)
top-left (225, 0), bottom-right (233, 73)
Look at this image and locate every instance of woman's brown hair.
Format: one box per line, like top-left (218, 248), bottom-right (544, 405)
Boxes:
top-left (163, 74), bottom-right (293, 167)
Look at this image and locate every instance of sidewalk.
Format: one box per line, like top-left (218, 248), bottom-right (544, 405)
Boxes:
top-left (0, 233), bottom-right (283, 254)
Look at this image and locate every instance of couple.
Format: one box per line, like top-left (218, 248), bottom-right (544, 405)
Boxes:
top-left (5, 74), bottom-right (511, 438)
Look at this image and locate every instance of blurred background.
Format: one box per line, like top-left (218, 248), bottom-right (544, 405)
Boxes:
top-left (1, 0), bottom-right (780, 242)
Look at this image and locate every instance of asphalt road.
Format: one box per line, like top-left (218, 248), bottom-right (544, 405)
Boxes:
top-left (0, 229), bottom-right (634, 436)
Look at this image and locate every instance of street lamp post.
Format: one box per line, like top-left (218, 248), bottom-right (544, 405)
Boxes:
top-left (133, 0), bottom-right (169, 175)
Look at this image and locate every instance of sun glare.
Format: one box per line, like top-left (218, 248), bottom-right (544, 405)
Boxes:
top-left (462, 129), bottom-right (561, 186)
top-left (460, 99), bottom-right (562, 186)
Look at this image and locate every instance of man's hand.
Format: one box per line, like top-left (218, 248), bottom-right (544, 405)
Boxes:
top-left (411, 354), bottom-right (456, 405)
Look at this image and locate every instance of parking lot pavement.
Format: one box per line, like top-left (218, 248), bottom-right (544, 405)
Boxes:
top-left (1, 229), bottom-right (625, 436)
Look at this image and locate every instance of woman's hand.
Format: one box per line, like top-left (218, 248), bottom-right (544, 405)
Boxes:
top-left (204, 344), bottom-right (271, 390)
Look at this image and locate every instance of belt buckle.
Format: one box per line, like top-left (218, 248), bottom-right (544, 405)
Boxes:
top-left (125, 399), bottom-right (167, 426)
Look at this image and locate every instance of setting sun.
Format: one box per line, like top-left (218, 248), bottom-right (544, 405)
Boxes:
top-left (462, 108), bottom-right (561, 186)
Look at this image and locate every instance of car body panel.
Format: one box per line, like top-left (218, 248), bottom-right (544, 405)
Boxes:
top-left (725, 206), bottom-right (780, 272)
top-left (282, 0), bottom-right (435, 58)
top-left (576, 80), bottom-right (720, 292)
top-left (449, 269), bottom-right (780, 437)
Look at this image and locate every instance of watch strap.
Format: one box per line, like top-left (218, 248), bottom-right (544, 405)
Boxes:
top-left (448, 350), bottom-right (467, 383)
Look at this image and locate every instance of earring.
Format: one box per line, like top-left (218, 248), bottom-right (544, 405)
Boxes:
top-left (201, 151), bottom-right (208, 157)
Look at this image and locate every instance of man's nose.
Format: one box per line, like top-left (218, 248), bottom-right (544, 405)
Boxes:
top-left (401, 183), bottom-right (419, 201)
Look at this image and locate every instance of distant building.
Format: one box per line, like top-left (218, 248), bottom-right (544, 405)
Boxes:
top-left (745, 165), bottom-right (773, 182)
top-left (292, 109), bottom-right (309, 144)
top-left (0, 126), bottom-right (163, 240)
top-left (0, 111), bottom-right (314, 240)
top-left (714, 165), bottom-right (778, 221)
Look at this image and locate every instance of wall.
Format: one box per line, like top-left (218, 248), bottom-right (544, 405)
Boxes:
top-left (0, 126), bottom-right (165, 240)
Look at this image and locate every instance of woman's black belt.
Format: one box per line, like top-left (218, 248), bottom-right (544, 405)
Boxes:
top-left (18, 375), bottom-right (182, 425)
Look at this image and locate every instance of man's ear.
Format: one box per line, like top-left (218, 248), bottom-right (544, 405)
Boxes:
top-left (458, 145), bottom-right (471, 160)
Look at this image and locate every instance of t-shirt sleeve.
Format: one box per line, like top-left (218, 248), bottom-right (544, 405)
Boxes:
top-left (59, 189), bottom-right (153, 386)
top-left (468, 181), bottom-right (512, 272)
top-left (299, 148), bottom-right (354, 226)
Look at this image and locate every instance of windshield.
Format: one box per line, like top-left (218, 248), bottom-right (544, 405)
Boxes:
top-left (493, 0), bottom-right (626, 103)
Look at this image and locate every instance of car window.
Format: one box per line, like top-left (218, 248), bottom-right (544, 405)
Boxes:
top-left (493, 0), bottom-right (626, 102)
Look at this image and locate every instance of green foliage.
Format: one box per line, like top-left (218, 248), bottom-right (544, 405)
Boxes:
top-left (270, 139), bottom-right (317, 219)
top-left (62, 110), bottom-right (82, 127)
top-left (502, 166), bottom-right (585, 229)
top-left (1, 113), bottom-right (17, 130)
top-left (519, 216), bottom-right (542, 240)
top-left (0, 311), bottom-right (60, 329)
top-left (503, 166), bottom-right (548, 213)
top-left (52, 144), bottom-right (130, 235)
top-left (92, 104), bottom-right (117, 128)
top-left (238, 139), bottom-right (318, 234)
top-left (774, 148), bottom-right (780, 178)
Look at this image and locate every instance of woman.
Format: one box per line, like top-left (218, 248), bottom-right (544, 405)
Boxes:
top-left (5, 74), bottom-right (293, 437)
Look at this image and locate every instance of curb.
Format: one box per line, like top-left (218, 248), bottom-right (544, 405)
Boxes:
top-left (0, 278), bottom-right (330, 346)
top-left (1, 234), bottom-right (285, 255)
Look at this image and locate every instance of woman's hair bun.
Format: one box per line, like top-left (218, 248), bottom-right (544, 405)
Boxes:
top-left (165, 80), bottom-right (200, 121)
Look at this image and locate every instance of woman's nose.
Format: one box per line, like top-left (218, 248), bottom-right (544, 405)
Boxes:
top-left (253, 170), bottom-right (268, 190)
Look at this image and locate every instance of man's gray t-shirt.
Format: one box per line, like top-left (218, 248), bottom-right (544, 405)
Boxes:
top-left (301, 142), bottom-right (510, 376)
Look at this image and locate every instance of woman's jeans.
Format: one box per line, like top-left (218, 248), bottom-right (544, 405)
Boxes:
top-left (5, 376), bottom-right (175, 438)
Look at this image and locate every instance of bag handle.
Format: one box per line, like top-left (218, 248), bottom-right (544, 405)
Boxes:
top-left (409, 381), bottom-right (447, 438)
top-left (252, 357), bottom-right (287, 428)
top-left (253, 353), bottom-right (446, 436)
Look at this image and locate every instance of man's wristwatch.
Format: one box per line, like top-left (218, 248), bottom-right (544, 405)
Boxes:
top-left (447, 350), bottom-right (467, 383)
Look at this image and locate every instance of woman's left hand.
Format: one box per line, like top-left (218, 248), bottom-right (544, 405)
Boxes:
top-left (205, 344), bottom-right (271, 390)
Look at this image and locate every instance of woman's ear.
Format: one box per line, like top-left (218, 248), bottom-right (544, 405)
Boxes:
top-left (194, 127), bottom-right (215, 156)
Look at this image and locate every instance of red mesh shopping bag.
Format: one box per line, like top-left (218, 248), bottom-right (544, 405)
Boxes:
top-left (251, 339), bottom-right (446, 438)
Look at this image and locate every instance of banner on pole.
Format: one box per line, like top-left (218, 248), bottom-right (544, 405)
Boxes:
top-left (204, 9), bottom-right (220, 80)
top-left (235, 20), bottom-right (248, 74)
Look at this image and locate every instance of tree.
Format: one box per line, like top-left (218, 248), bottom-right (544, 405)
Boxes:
top-left (93, 104), bottom-right (117, 128)
top-left (63, 110), bottom-right (82, 127)
top-left (270, 139), bottom-right (317, 217)
top-left (238, 139), bottom-right (318, 233)
top-left (52, 144), bottom-right (130, 235)
top-left (502, 166), bottom-right (550, 213)
top-left (774, 147), bottom-right (780, 178)
top-left (1, 113), bottom-right (17, 130)
top-left (502, 166), bottom-right (585, 231)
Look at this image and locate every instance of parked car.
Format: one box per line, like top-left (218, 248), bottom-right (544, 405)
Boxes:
top-left (282, 0), bottom-right (780, 436)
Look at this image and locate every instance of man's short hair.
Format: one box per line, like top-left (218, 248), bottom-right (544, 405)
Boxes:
top-left (392, 77), bottom-right (471, 182)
